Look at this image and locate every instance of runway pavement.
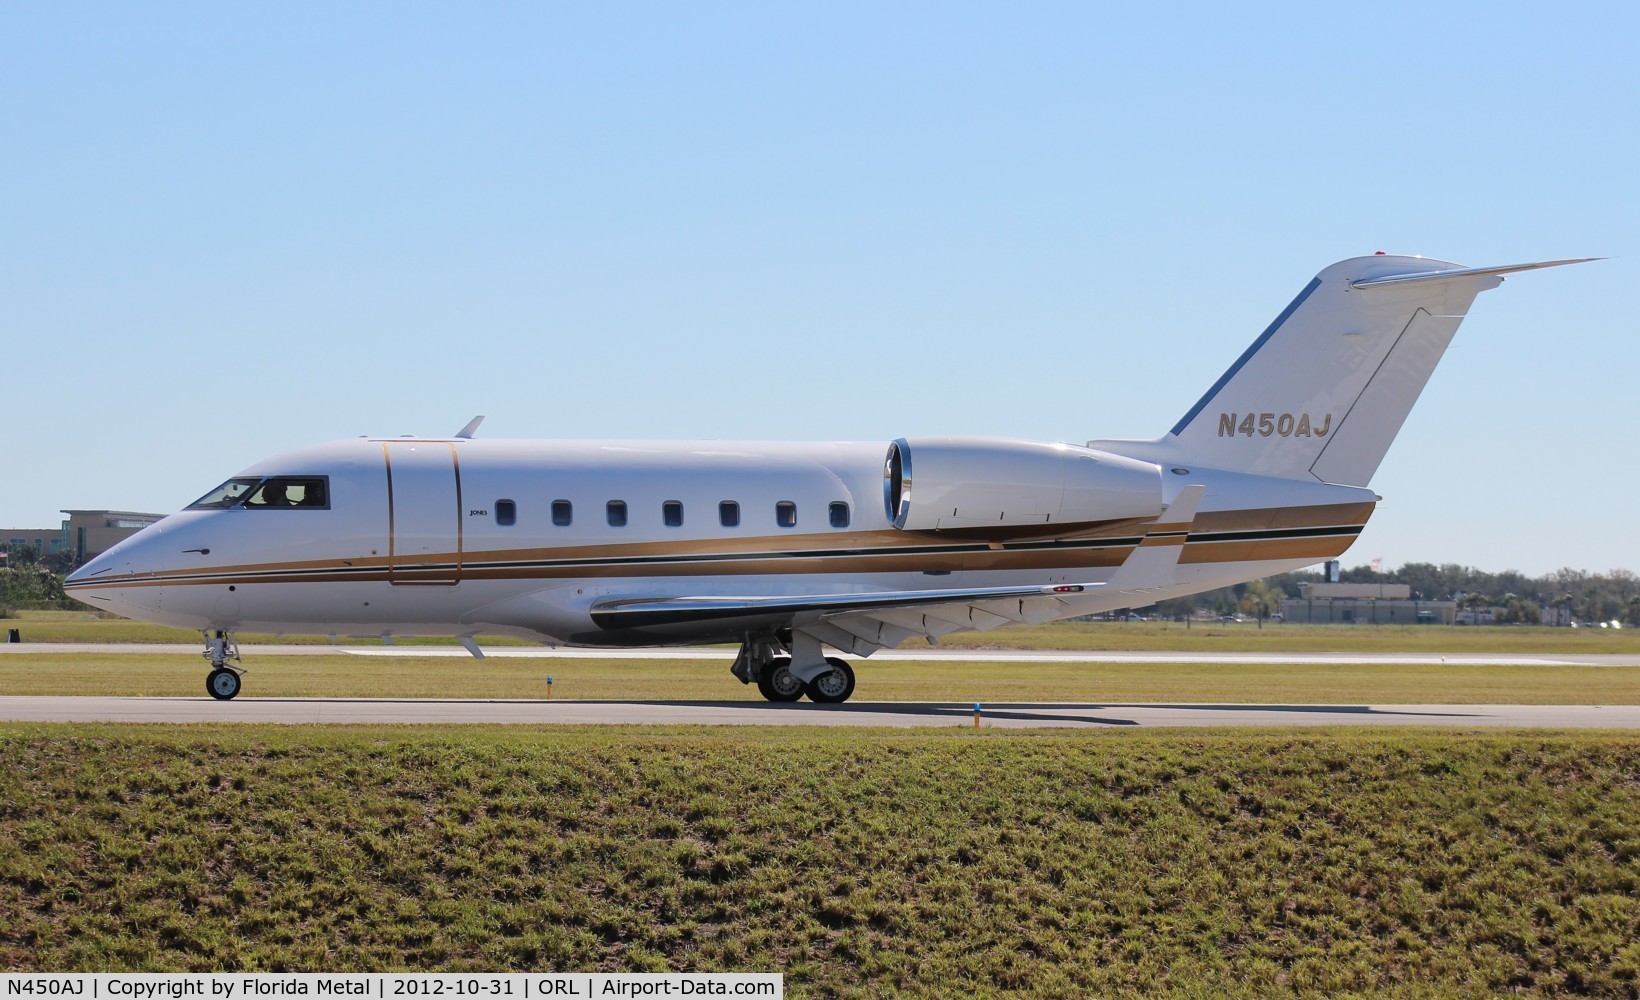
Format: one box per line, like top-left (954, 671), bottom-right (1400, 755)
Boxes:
top-left (5, 642), bottom-right (1639, 666)
top-left (3, 696), bottom-right (1640, 728)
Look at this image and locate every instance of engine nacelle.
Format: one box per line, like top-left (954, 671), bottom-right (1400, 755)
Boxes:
top-left (884, 436), bottom-right (1163, 533)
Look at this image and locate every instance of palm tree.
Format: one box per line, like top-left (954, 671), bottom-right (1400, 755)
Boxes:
top-left (1461, 592), bottom-right (1491, 626)
top-left (1552, 594), bottom-right (1575, 627)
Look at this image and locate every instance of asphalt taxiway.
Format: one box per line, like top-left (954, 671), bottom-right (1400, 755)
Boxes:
top-left (6, 642), bottom-right (1636, 728)
top-left (5, 643), bottom-right (1639, 667)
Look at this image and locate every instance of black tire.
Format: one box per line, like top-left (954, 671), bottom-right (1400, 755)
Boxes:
top-left (805, 657), bottom-right (856, 704)
top-left (755, 657), bottom-right (805, 702)
top-left (206, 668), bottom-right (241, 701)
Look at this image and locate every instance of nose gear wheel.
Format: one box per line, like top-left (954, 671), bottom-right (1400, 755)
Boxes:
top-left (207, 668), bottom-right (242, 700)
top-left (201, 630), bottom-right (245, 700)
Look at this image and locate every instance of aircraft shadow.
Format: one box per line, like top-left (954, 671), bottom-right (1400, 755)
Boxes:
top-left (206, 698), bottom-right (1490, 728)
top-left (618, 700), bottom-right (1490, 725)
top-left (223, 697), bottom-right (1134, 726)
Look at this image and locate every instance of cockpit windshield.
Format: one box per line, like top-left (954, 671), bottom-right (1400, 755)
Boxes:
top-left (188, 476), bottom-right (330, 510)
top-left (189, 478), bottom-right (262, 509)
top-left (245, 477), bottom-right (328, 508)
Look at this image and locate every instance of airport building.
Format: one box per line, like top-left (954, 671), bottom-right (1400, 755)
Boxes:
top-left (1, 510), bottom-right (163, 564)
top-left (1280, 582), bottom-right (1456, 626)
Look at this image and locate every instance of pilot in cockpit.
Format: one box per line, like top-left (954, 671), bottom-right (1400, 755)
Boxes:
top-left (253, 482), bottom-right (296, 507)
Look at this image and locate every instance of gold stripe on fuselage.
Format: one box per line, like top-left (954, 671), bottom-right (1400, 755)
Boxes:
top-left (64, 502), bottom-right (1374, 591)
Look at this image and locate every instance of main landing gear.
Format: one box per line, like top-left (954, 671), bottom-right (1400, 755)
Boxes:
top-left (731, 635), bottom-right (857, 704)
top-left (202, 630), bottom-right (245, 701)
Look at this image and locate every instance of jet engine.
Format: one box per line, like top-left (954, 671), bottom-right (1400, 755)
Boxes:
top-left (884, 436), bottom-right (1163, 533)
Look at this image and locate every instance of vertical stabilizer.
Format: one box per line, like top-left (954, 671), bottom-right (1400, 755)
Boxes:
top-left (1090, 255), bottom-right (1595, 486)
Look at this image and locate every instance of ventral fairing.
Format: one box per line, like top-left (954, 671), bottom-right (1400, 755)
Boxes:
top-left (66, 254), bottom-right (1596, 702)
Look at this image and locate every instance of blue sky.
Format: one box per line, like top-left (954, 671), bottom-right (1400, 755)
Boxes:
top-left (4, 3), bottom-right (1635, 576)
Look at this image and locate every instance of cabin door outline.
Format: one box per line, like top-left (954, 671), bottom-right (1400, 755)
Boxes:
top-left (384, 442), bottom-right (463, 585)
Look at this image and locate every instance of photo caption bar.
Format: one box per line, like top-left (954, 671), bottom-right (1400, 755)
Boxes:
top-left (0, 975), bottom-right (781, 1000)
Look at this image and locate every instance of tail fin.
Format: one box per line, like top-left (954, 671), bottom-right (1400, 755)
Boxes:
top-left (1091, 254), bottom-right (1596, 486)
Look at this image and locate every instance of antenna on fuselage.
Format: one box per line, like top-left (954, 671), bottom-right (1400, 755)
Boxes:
top-left (454, 415), bottom-right (485, 439)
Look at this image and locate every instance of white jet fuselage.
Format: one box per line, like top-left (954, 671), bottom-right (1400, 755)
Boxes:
top-left (66, 435), bottom-right (1373, 645)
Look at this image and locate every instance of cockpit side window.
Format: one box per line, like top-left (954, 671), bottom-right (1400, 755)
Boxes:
top-left (244, 477), bottom-right (329, 509)
top-left (188, 478), bottom-right (262, 510)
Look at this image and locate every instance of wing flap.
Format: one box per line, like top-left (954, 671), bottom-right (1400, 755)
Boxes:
top-left (816, 592), bottom-right (1076, 650)
top-left (866, 608), bottom-right (971, 638)
top-left (797, 621), bottom-right (885, 657)
top-left (824, 616), bottom-right (919, 648)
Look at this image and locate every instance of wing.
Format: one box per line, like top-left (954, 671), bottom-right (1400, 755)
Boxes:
top-left (592, 582), bottom-right (1091, 631)
top-left (592, 582), bottom-right (1096, 656)
top-left (796, 587), bottom-right (1095, 655)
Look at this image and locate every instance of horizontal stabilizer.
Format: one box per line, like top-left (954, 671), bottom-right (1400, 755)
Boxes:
top-left (1350, 258), bottom-right (1602, 289)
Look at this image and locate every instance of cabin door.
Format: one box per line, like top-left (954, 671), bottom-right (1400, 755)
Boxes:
top-left (384, 441), bottom-right (463, 585)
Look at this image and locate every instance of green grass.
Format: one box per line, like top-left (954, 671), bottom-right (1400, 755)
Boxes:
top-left (2, 726), bottom-right (1638, 996)
top-left (4, 652), bottom-right (1640, 703)
top-left (12, 609), bottom-right (1640, 654)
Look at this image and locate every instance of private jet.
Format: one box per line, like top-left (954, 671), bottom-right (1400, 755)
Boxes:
top-left (64, 253), bottom-right (1593, 702)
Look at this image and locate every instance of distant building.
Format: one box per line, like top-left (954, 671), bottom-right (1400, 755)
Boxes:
top-left (1280, 581), bottom-right (1456, 625)
top-left (1, 510), bottom-right (163, 564)
top-left (1456, 605), bottom-right (1503, 626)
top-left (1, 527), bottom-right (66, 557)
top-left (1304, 583), bottom-right (1413, 600)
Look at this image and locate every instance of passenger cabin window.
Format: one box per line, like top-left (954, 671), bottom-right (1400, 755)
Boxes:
top-left (607, 500), bottom-right (627, 527)
top-left (776, 501), bottom-right (797, 528)
top-left (495, 499), bottom-right (516, 526)
top-left (225, 477), bottom-right (330, 510)
top-left (552, 500), bottom-right (573, 526)
top-left (663, 500), bottom-right (683, 527)
top-left (719, 501), bottom-right (740, 528)
top-left (829, 501), bottom-right (850, 528)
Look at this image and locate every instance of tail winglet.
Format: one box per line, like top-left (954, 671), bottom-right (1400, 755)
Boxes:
top-left (1108, 484), bottom-right (1206, 592)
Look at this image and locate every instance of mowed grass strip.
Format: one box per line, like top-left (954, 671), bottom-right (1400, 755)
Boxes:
top-left (13, 609), bottom-right (1640, 654)
top-left (923, 619), bottom-right (1640, 654)
top-left (2, 652), bottom-right (1640, 704)
top-left (1, 725), bottom-right (1638, 996)
top-left (2, 611), bottom-right (535, 647)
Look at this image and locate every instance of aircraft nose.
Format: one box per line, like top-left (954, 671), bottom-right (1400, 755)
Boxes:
top-left (65, 550), bottom-right (124, 588)
top-left (62, 525), bottom-right (169, 617)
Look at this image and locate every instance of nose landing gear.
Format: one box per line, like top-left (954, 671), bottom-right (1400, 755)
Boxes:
top-left (202, 630), bottom-right (245, 700)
